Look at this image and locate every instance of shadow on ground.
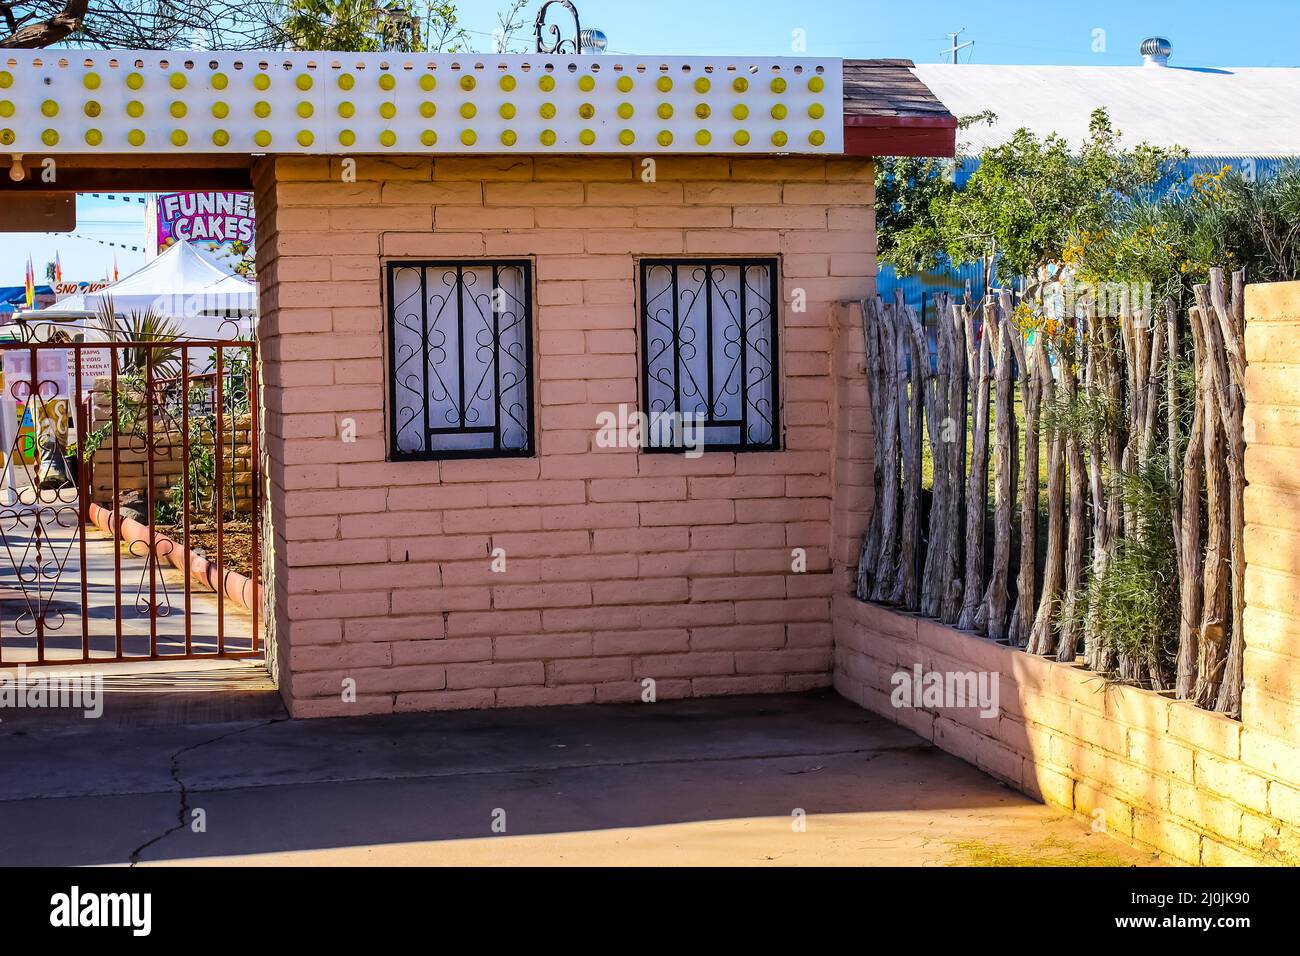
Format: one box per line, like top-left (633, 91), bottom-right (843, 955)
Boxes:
top-left (0, 690), bottom-right (1161, 867)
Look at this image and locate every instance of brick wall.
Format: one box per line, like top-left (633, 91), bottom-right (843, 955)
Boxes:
top-left (89, 380), bottom-right (254, 514)
top-left (833, 281), bottom-right (1300, 866)
top-left (252, 153), bottom-right (874, 717)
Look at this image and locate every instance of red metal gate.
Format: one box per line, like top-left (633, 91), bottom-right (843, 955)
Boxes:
top-left (0, 340), bottom-right (260, 664)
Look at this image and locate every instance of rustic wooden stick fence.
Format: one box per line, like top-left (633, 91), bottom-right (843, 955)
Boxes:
top-left (856, 267), bottom-right (1249, 717)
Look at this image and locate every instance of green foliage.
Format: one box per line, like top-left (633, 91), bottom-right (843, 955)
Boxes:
top-left (1069, 161), bottom-right (1300, 302)
top-left (880, 108), bottom-right (1183, 288)
top-left (93, 299), bottom-right (184, 380)
top-left (279, 0), bottom-right (468, 52)
top-left (1082, 455), bottom-right (1180, 672)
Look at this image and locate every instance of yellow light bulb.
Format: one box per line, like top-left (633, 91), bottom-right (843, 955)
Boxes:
top-left (126, 72), bottom-right (144, 90)
top-left (126, 100), bottom-right (144, 118)
top-left (770, 77), bottom-right (787, 93)
top-left (41, 128), bottom-right (59, 146)
top-left (732, 104), bottom-right (748, 120)
top-left (420, 75), bottom-right (436, 92)
top-left (771, 131), bottom-right (788, 147)
top-left (420, 129), bottom-right (437, 146)
top-left (500, 75), bottom-right (515, 91)
top-left (85, 128), bottom-right (103, 145)
top-left (128, 129), bottom-right (145, 146)
top-left (212, 102), bottom-right (229, 119)
top-left (501, 130), bottom-right (517, 146)
top-left (617, 76), bottom-right (633, 92)
top-left (338, 73), bottom-right (354, 91)
top-left (808, 129), bottom-right (825, 146)
top-left (212, 129), bottom-right (230, 146)
top-left (297, 130), bottom-right (314, 146)
top-left (0, 102), bottom-right (12, 117)
top-left (419, 101), bottom-right (435, 118)
top-left (578, 75), bottom-right (595, 92)
top-left (171, 129), bottom-right (188, 146)
top-left (619, 129), bottom-right (635, 145)
top-left (539, 74), bottom-right (555, 92)
top-left (540, 102), bottom-right (556, 119)
top-left (618, 102), bottom-right (633, 119)
top-left (460, 129), bottom-right (476, 145)
top-left (578, 102), bottom-right (595, 119)
top-left (41, 99), bottom-right (58, 117)
top-left (381, 102), bottom-right (397, 119)
top-left (338, 101), bottom-right (355, 118)
top-left (212, 72), bottom-right (228, 90)
top-left (460, 102), bottom-right (475, 119)
top-left (694, 77), bottom-right (710, 93)
top-left (84, 72), bottom-right (101, 90)
top-left (0, 72), bottom-right (11, 89)
top-left (500, 103), bottom-right (516, 119)
top-left (253, 74), bottom-right (270, 91)
top-left (459, 75), bottom-right (475, 91)
top-left (734, 130), bottom-right (750, 146)
top-left (170, 72), bottom-right (186, 90)
top-left (657, 75), bottom-right (673, 92)
top-left (170, 101), bottom-right (186, 118)
top-left (298, 101), bottom-right (314, 118)
top-left (695, 129), bottom-right (711, 146)
top-left (808, 103), bottom-right (824, 119)
top-left (733, 77), bottom-right (749, 93)
top-left (254, 101), bottom-right (271, 118)
top-left (84, 100), bottom-right (101, 118)
top-left (0, 129), bottom-right (13, 146)
top-left (657, 103), bottom-right (673, 119)
top-left (771, 103), bottom-right (787, 120)
top-left (339, 129), bottom-right (355, 146)
top-left (808, 75), bottom-right (825, 92)
top-left (579, 129), bottom-right (595, 146)
top-left (657, 130), bottom-right (673, 146)
top-left (540, 129), bottom-right (556, 146)
top-left (380, 74), bottom-right (396, 91)
top-left (296, 74), bottom-right (313, 91)
top-left (380, 130), bottom-right (397, 147)
top-left (695, 103), bottom-right (710, 119)
top-left (254, 130), bottom-right (271, 147)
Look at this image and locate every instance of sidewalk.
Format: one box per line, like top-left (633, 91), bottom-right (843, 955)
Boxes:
top-left (0, 690), bottom-right (1163, 867)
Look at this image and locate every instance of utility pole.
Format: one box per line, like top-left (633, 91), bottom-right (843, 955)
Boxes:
top-left (944, 28), bottom-right (974, 64)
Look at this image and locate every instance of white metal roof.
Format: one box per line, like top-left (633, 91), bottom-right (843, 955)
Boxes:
top-left (909, 64), bottom-right (1300, 157)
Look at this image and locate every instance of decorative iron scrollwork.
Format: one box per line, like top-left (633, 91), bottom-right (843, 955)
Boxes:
top-left (534, 0), bottom-right (582, 54)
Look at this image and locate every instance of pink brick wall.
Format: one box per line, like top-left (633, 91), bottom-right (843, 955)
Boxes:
top-left (252, 154), bottom-right (875, 717)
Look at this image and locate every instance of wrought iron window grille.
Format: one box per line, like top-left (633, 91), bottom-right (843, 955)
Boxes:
top-left (640, 258), bottom-right (780, 453)
top-left (387, 260), bottom-right (535, 460)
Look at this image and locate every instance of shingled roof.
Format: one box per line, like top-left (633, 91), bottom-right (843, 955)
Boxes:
top-left (841, 58), bottom-right (956, 158)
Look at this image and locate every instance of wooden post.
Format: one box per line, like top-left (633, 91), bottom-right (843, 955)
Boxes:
top-left (957, 300), bottom-right (991, 630)
top-left (976, 292), bottom-right (1015, 639)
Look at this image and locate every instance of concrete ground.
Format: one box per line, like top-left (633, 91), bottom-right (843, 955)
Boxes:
top-left (0, 685), bottom-right (1162, 867)
top-left (0, 512), bottom-right (256, 661)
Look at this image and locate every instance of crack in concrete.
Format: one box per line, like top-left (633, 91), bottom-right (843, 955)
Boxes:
top-left (127, 717), bottom-right (286, 866)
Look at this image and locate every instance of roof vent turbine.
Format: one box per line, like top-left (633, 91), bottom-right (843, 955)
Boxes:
top-left (1140, 36), bottom-right (1172, 67)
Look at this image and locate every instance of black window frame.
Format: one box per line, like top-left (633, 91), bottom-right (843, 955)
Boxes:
top-left (638, 257), bottom-right (782, 454)
top-left (385, 258), bottom-right (536, 462)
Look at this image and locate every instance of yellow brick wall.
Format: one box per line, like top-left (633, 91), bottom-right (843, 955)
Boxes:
top-left (833, 280), bottom-right (1300, 867)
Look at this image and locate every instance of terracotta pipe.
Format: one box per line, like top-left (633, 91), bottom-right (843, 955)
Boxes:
top-left (87, 502), bottom-right (260, 611)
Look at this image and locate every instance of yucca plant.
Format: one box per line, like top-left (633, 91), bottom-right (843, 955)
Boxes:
top-left (94, 298), bottom-right (184, 380)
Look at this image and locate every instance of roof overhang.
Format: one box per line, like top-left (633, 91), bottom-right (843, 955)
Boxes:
top-left (843, 113), bottom-right (957, 158)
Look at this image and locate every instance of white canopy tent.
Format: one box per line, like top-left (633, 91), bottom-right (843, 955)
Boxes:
top-left (19, 241), bottom-right (257, 341)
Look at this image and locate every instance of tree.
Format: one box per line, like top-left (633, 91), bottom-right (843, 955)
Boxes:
top-left (880, 108), bottom-right (1180, 299)
top-left (2, 0), bottom-right (281, 49)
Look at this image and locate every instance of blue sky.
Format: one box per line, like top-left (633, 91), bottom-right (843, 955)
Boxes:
top-left (10, 0), bottom-right (1300, 287)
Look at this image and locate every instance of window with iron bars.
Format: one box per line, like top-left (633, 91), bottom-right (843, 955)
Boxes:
top-left (386, 260), bottom-right (534, 460)
top-left (640, 259), bottom-right (780, 452)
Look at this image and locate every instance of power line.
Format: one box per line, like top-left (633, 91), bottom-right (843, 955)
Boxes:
top-left (47, 233), bottom-right (145, 253)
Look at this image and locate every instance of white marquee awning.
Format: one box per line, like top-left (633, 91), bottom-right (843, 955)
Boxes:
top-left (0, 50), bottom-right (843, 156)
